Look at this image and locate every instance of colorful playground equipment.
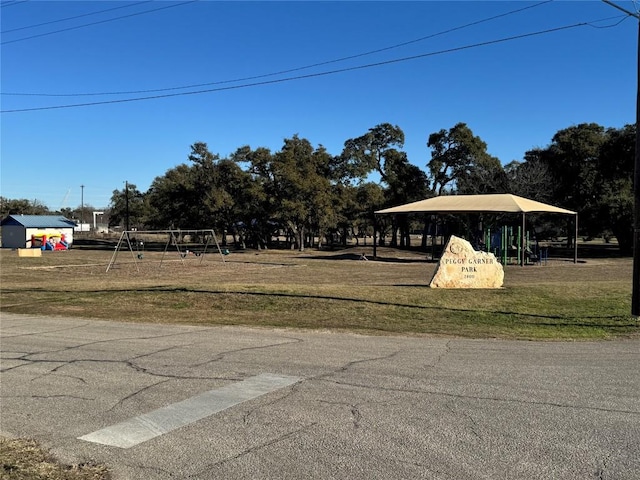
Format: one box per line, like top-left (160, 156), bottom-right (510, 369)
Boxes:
top-left (31, 232), bottom-right (69, 251)
top-left (484, 226), bottom-right (547, 265)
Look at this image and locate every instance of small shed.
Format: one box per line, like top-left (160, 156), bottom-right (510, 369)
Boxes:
top-left (0, 215), bottom-right (76, 249)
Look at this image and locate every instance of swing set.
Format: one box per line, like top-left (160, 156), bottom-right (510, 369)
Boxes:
top-left (106, 229), bottom-right (226, 272)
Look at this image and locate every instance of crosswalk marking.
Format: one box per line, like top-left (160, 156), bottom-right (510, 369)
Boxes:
top-left (78, 373), bottom-right (300, 449)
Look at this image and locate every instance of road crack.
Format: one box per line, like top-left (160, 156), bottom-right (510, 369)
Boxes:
top-left (193, 422), bottom-right (318, 475)
top-left (107, 378), bottom-right (171, 412)
top-left (242, 382), bottom-right (301, 425)
top-left (191, 336), bottom-right (304, 368)
top-left (315, 378), bottom-right (640, 416)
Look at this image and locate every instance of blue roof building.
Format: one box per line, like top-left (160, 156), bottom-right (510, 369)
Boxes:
top-left (0, 215), bottom-right (76, 249)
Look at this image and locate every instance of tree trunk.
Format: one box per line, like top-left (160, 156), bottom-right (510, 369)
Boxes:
top-left (390, 221), bottom-right (398, 247)
top-left (422, 220), bottom-right (429, 249)
top-left (566, 219), bottom-right (574, 248)
top-left (236, 232), bottom-right (246, 249)
top-left (612, 222), bottom-right (633, 255)
top-left (352, 227), bottom-right (360, 246)
top-left (298, 225), bottom-right (305, 252)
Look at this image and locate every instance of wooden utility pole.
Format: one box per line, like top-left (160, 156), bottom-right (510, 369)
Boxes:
top-left (125, 181), bottom-right (130, 232)
top-left (601, 0), bottom-right (639, 316)
top-left (80, 184), bottom-right (84, 230)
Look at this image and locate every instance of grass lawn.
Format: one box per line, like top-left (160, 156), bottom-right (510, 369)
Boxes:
top-left (1, 246), bottom-right (637, 340)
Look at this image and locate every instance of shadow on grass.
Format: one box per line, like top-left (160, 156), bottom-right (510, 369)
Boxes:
top-left (304, 253), bottom-right (429, 263)
top-left (4, 287), bottom-right (636, 325)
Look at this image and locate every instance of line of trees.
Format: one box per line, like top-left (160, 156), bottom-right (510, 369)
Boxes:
top-left (2, 122), bottom-right (634, 253)
top-left (0, 197), bottom-right (97, 229)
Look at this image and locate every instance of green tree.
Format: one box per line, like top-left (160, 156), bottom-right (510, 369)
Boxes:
top-left (539, 123), bottom-right (608, 243)
top-left (330, 181), bottom-right (384, 247)
top-left (239, 136), bottom-right (336, 251)
top-left (231, 145), bottom-right (275, 248)
top-left (595, 124), bottom-right (635, 253)
top-left (274, 136), bottom-right (335, 251)
top-left (214, 158), bottom-right (264, 248)
top-left (504, 150), bottom-right (553, 203)
top-left (109, 183), bottom-right (147, 230)
top-left (60, 207), bottom-right (75, 220)
top-left (342, 123), bottom-right (433, 248)
top-left (383, 149), bottom-right (430, 247)
top-left (188, 142), bottom-right (231, 231)
top-left (146, 163), bottom-right (197, 229)
top-left (354, 182), bottom-right (385, 244)
top-left (0, 197), bottom-right (50, 216)
top-left (341, 123), bottom-right (405, 183)
top-left (427, 122), bottom-right (506, 195)
top-left (147, 142), bottom-right (263, 248)
top-left (515, 122), bottom-right (632, 252)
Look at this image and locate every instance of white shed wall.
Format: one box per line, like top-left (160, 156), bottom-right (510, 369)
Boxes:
top-left (24, 227), bottom-right (74, 248)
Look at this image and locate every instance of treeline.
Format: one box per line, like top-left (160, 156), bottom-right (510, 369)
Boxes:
top-left (2, 122), bottom-right (634, 253)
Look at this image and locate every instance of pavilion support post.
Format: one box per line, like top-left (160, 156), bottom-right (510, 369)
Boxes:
top-left (521, 213), bottom-right (526, 267)
top-left (373, 216), bottom-right (377, 258)
top-left (574, 214), bottom-right (578, 264)
top-left (433, 215), bottom-right (437, 261)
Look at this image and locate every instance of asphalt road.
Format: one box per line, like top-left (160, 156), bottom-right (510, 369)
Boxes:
top-left (1, 312), bottom-right (638, 479)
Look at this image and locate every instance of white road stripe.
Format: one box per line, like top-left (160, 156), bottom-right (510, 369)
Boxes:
top-left (78, 373), bottom-right (300, 448)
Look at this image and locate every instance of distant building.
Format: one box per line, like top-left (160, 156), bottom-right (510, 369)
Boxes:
top-left (0, 215), bottom-right (76, 249)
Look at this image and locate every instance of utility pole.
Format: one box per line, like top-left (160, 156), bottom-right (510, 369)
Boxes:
top-left (125, 181), bottom-right (130, 232)
top-left (80, 184), bottom-right (85, 231)
top-left (601, 0), bottom-right (640, 317)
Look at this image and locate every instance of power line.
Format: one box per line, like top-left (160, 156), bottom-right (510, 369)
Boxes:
top-left (0, 22), bottom-right (599, 114)
top-left (0, 0), bottom-right (198, 45)
top-left (1, 1), bottom-right (152, 34)
top-left (589, 15), bottom-right (630, 27)
top-left (1, 1), bottom-right (28, 9)
top-left (3, 0), bottom-right (556, 97)
top-left (602, 0), bottom-right (640, 18)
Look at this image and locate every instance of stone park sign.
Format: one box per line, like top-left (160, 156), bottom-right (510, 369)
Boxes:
top-left (430, 235), bottom-right (504, 288)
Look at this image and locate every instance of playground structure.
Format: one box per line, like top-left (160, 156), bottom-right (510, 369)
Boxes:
top-left (375, 194), bottom-right (577, 266)
top-left (484, 226), bottom-right (548, 266)
top-left (31, 232), bottom-right (69, 251)
top-left (419, 222), bottom-right (549, 266)
top-left (106, 229), bottom-right (226, 272)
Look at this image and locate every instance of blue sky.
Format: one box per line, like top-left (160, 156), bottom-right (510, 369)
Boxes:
top-left (1, 0), bottom-right (637, 211)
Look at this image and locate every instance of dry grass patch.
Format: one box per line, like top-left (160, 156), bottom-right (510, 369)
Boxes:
top-left (0, 437), bottom-right (110, 480)
top-left (1, 247), bottom-right (637, 340)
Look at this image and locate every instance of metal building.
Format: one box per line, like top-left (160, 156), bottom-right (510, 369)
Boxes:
top-left (0, 215), bottom-right (76, 249)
